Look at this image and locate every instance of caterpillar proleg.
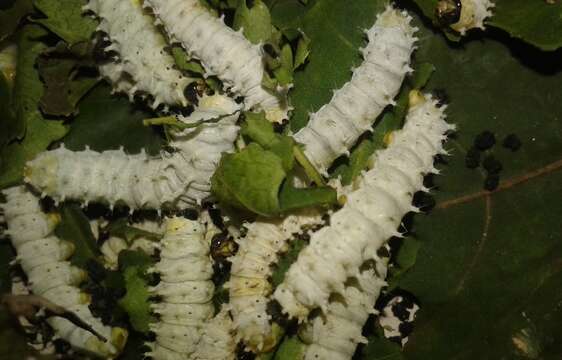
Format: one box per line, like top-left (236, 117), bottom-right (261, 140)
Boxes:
top-left (227, 209), bottom-right (324, 352)
top-left (273, 91), bottom-right (454, 320)
top-left (145, 216), bottom-right (236, 359)
top-left (0, 186), bottom-right (128, 357)
top-left (24, 95), bottom-right (240, 211)
top-left (83, 0), bottom-right (193, 109)
top-left (143, 0), bottom-right (289, 122)
top-left (294, 6), bottom-right (417, 174)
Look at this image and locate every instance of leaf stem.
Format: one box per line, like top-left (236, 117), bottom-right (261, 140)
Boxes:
top-left (293, 145), bottom-right (325, 186)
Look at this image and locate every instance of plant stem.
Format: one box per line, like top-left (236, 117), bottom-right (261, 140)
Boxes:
top-left (293, 145), bottom-right (325, 186)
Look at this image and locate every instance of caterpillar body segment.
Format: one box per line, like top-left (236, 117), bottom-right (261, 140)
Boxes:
top-left (0, 186), bottom-right (127, 357)
top-left (294, 6), bottom-right (417, 174)
top-left (144, 0), bottom-right (289, 122)
top-left (146, 216), bottom-right (236, 359)
top-left (227, 209), bottom-right (324, 352)
top-left (24, 95), bottom-right (240, 211)
top-left (24, 146), bottom-right (185, 210)
top-left (274, 93), bottom-right (454, 320)
top-left (171, 95), bottom-right (241, 208)
top-left (302, 255), bottom-right (389, 360)
top-left (450, 0), bottom-right (494, 35)
top-left (83, 0), bottom-right (193, 109)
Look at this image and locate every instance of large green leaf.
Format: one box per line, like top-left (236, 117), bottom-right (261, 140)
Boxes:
top-left (0, 25), bottom-right (69, 189)
top-left (62, 84), bottom-right (163, 155)
top-left (0, 0), bottom-right (33, 42)
top-left (32, 0), bottom-right (97, 44)
top-left (411, 0), bottom-right (562, 51)
top-left (383, 8), bottom-right (562, 360)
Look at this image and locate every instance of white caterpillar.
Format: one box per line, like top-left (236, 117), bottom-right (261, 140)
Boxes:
top-left (83, 0), bottom-right (192, 109)
top-left (144, 0), bottom-right (289, 123)
top-left (24, 95), bottom-right (240, 211)
top-left (0, 186), bottom-right (128, 357)
top-left (227, 209), bottom-right (324, 352)
top-left (273, 91), bottom-right (454, 320)
top-left (449, 0), bottom-right (494, 35)
top-left (294, 6), bottom-right (417, 174)
top-left (145, 216), bottom-right (236, 359)
top-left (301, 253), bottom-right (388, 360)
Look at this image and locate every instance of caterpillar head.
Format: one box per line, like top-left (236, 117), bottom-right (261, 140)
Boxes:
top-left (24, 151), bottom-right (59, 194)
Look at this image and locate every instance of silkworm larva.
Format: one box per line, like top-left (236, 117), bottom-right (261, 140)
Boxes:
top-left (144, 0), bottom-right (289, 122)
top-left (293, 6), bottom-right (417, 174)
top-left (145, 216), bottom-right (236, 359)
top-left (273, 91), bottom-right (454, 321)
top-left (0, 186), bottom-right (127, 357)
top-left (24, 95), bottom-right (240, 211)
top-left (83, 0), bottom-right (194, 109)
top-left (227, 209), bottom-right (324, 352)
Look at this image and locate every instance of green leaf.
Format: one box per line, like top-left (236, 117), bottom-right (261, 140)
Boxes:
top-left (330, 138), bottom-right (375, 185)
top-left (0, 0), bottom-right (33, 42)
top-left (171, 45), bottom-right (205, 74)
top-left (37, 42), bottom-right (98, 117)
top-left (0, 26), bottom-right (68, 189)
top-left (32, 0), bottom-right (97, 44)
top-left (62, 84), bottom-right (163, 155)
top-left (387, 237), bottom-right (421, 289)
top-left (0, 73), bottom-right (15, 150)
top-left (273, 336), bottom-right (305, 360)
top-left (241, 112), bottom-right (279, 147)
top-left (360, 335), bottom-right (403, 360)
top-left (106, 218), bottom-right (162, 244)
top-left (211, 143), bottom-right (286, 216)
top-left (55, 203), bottom-right (100, 267)
top-left (293, 33), bottom-right (311, 70)
top-left (233, 0), bottom-right (273, 44)
top-left (118, 249), bottom-right (153, 271)
top-left (271, 238), bottom-right (306, 287)
top-left (489, 0), bottom-right (562, 51)
top-left (118, 263), bottom-right (152, 333)
top-left (273, 44), bottom-right (294, 86)
top-left (278, 180), bottom-right (336, 212)
top-left (11, 25), bottom-right (48, 141)
top-left (241, 112), bottom-right (295, 171)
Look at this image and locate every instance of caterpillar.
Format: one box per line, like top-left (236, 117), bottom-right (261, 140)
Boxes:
top-left (294, 6), bottom-right (417, 175)
top-left (436, 0), bottom-right (494, 35)
top-left (145, 216), bottom-right (236, 359)
top-left (24, 94), bottom-right (240, 211)
top-left (83, 0), bottom-right (193, 109)
top-left (144, 0), bottom-right (289, 123)
top-left (301, 251), bottom-right (389, 360)
top-left (0, 185), bottom-right (127, 357)
top-left (227, 209), bottom-right (324, 352)
top-left (273, 91), bottom-right (454, 320)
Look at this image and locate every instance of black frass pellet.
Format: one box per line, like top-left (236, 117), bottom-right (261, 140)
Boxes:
top-left (482, 155), bottom-right (503, 175)
top-left (474, 131), bottom-right (496, 151)
top-left (465, 147), bottom-right (481, 169)
top-left (502, 134), bottom-right (522, 151)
